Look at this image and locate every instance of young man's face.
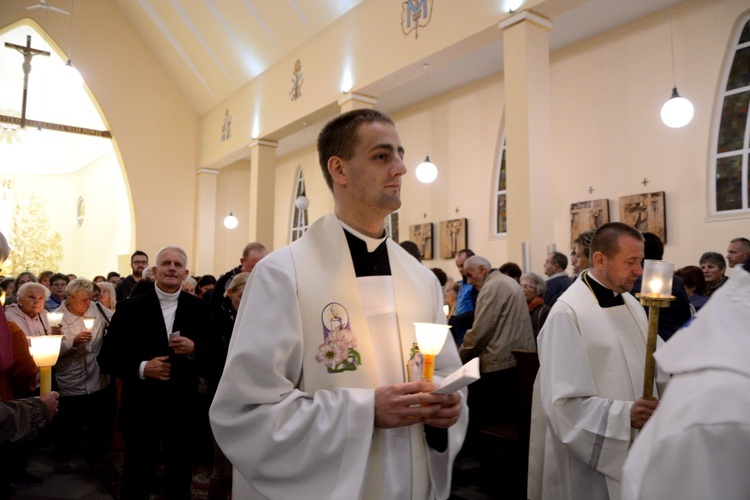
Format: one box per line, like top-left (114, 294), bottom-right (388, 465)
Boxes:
top-left (131, 255), bottom-right (149, 277)
top-left (336, 121), bottom-right (406, 217)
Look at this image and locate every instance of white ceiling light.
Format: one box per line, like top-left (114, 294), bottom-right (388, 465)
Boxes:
top-left (660, 9), bottom-right (693, 128)
top-left (416, 63), bottom-right (437, 184)
top-left (223, 212), bottom-right (238, 229)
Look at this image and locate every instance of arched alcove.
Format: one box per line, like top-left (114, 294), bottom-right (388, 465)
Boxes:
top-left (0, 20), bottom-right (132, 276)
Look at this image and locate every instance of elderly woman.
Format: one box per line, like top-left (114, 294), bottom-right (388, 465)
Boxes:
top-left (520, 272), bottom-right (550, 339)
top-left (208, 272), bottom-right (250, 499)
top-left (53, 278), bottom-right (113, 474)
top-left (700, 251), bottom-right (728, 297)
top-left (4, 282), bottom-right (53, 337)
top-left (96, 281), bottom-right (117, 312)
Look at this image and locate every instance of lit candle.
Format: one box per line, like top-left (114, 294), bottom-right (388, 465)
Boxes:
top-left (0, 290), bottom-right (5, 307)
top-left (642, 259), bottom-right (674, 298)
top-left (28, 335), bottom-right (63, 395)
top-left (443, 304), bottom-right (450, 317)
top-left (83, 318), bottom-right (95, 331)
top-left (414, 323), bottom-right (451, 383)
top-left (47, 312), bottom-right (63, 327)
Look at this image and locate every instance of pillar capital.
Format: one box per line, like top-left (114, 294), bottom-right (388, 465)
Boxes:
top-left (498, 10), bottom-right (552, 32)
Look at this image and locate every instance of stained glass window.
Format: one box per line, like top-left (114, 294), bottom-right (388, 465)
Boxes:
top-left (714, 16), bottom-right (750, 214)
top-left (495, 134), bottom-right (508, 235)
top-left (290, 167), bottom-right (309, 242)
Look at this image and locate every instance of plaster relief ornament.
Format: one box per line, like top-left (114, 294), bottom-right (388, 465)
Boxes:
top-left (401, 0), bottom-right (433, 39)
top-left (289, 59), bottom-right (304, 101)
top-left (316, 303), bottom-right (361, 373)
top-left (221, 109), bottom-right (232, 141)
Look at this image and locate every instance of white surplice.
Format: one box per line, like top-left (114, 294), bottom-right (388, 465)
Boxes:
top-left (210, 214), bottom-right (468, 500)
top-left (622, 265), bottom-right (750, 500)
top-left (528, 277), bottom-right (665, 500)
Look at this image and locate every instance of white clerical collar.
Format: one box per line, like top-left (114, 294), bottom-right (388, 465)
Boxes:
top-left (155, 285), bottom-right (181, 302)
top-left (338, 219), bottom-right (387, 253)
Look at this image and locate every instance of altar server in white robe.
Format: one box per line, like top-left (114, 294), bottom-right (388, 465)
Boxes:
top-left (210, 109), bottom-right (468, 500)
top-left (528, 222), bottom-right (665, 500)
top-left (622, 257), bottom-right (750, 500)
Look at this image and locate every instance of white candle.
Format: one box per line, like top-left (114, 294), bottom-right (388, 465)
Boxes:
top-left (83, 318), bottom-right (95, 331)
top-left (47, 312), bottom-right (63, 327)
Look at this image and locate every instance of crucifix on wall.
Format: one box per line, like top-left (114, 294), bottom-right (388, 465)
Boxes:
top-left (2, 35), bottom-right (111, 138)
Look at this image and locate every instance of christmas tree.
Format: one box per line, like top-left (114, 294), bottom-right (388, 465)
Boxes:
top-left (6, 192), bottom-right (63, 275)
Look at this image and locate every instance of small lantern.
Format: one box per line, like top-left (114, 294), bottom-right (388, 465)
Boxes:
top-left (642, 259), bottom-right (674, 298)
top-left (28, 335), bottom-right (63, 395)
top-left (414, 323), bottom-right (451, 383)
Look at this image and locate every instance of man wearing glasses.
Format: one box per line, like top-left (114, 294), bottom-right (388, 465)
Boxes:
top-left (115, 251), bottom-right (149, 302)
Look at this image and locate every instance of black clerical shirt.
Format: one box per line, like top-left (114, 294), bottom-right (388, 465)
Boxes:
top-left (581, 271), bottom-right (625, 308)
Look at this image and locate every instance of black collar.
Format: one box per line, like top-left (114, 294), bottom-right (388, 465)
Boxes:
top-left (344, 229), bottom-right (391, 277)
top-left (581, 271), bottom-right (625, 308)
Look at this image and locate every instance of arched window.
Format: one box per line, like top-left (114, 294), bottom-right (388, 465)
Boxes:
top-left (290, 167), bottom-right (309, 242)
top-left (494, 133), bottom-right (508, 235)
top-left (712, 14), bottom-right (750, 214)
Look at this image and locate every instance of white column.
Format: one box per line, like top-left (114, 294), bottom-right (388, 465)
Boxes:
top-left (499, 11), bottom-right (554, 272)
top-left (248, 139), bottom-right (278, 247)
top-left (194, 168), bottom-right (219, 274)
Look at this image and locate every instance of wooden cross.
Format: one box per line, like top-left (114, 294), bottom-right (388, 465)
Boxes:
top-left (2, 35), bottom-right (111, 138)
top-left (588, 186), bottom-right (594, 194)
top-left (642, 178), bottom-right (649, 186)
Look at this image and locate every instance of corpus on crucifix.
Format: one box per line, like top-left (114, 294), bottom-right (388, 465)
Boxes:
top-left (2, 34), bottom-right (111, 138)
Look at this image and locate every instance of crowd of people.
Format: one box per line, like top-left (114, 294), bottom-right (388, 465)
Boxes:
top-left (0, 108), bottom-right (748, 499)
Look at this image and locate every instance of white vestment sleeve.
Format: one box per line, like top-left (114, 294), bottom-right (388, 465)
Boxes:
top-left (209, 250), bottom-right (376, 499)
top-left (539, 303), bottom-right (633, 482)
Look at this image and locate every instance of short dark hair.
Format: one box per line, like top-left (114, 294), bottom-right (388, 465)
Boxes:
top-left (457, 248), bottom-right (475, 259)
top-left (399, 241), bottom-right (422, 262)
top-left (50, 273), bottom-right (69, 285)
top-left (106, 271), bottom-right (120, 280)
top-left (642, 232), bottom-right (664, 260)
top-left (590, 222), bottom-right (644, 259)
top-left (550, 252), bottom-right (568, 271)
top-left (675, 265), bottom-right (707, 295)
top-left (699, 251), bottom-right (725, 270)
top-left (430, 268), bottom-right (447, 287)
top-left (197, 275), bottom-right (217, 287)
top-left (131, 250), bottom-right (148, 262)
top-left (499, 262), bottom-right (522, 281)
top-left (317, 109), bottom-right (395, 191)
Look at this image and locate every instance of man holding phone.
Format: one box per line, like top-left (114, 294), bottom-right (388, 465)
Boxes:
top-left (100, 246), bottom-right (209, 499)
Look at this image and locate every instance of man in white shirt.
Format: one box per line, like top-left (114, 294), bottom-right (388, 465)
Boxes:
top-left (210, 109), bottom-right (467, 499)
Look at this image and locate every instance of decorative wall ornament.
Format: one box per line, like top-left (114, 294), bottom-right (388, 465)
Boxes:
top-left (6, 191), bottom-right (63, 275)
top-left (401, 0), bottom-right (433, 39)
top-left (439, 218), bottom-right (467, 259)
top-left (409, 222), bottom-right (433, 260)
top-left (570, 199), bottom-right (610, 247)
top-left (221, 109), bottom-right (232, 141)
top-left (289, 59), bottom-right (304, 101)
top-left (619, 191), bottom-right (667, 243)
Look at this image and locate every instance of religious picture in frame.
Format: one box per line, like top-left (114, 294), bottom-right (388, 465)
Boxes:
top-left (385, 212), bottom-right (399, 242)
top-left (409, 223), bottom-right (433, 260)
top-left (619, 191), bottom-right (667, 243)
top-left (570, 199), bottom-right (610, 247)
top-left (439, 218), bottom-right (468, 259)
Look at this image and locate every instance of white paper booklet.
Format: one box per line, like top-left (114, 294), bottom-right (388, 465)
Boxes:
top-left (431, 357), bottom-right (480, 394)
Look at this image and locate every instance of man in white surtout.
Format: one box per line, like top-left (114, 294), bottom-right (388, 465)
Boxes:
top-left (528, 222), bottom-right (662, 500)
top-left (621, 257), bottom-right (750, 499)
top-left (209, 109), bottom-right (467, 499)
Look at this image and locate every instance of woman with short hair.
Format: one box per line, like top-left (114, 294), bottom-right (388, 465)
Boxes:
top-left (52, 278), bottom-right (113, 473)
top-left (699, 252), bottom-right (728, 297)
top-left (4, 282), bottom-right (52, 337)
top-left (520, 272), bottom-right (550, 339)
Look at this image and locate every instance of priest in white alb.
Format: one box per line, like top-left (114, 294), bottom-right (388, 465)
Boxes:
top-left (209, 109), bottom-right (468, 499)
top-left (528, 222), bottom-right (666, 500)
